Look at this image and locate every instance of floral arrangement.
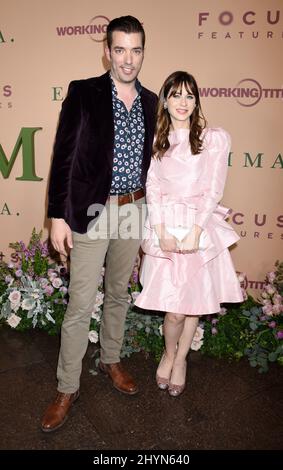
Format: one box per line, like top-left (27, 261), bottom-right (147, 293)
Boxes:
top-left (0, 229), bottom-right (69, 335)
top-left (0, 230), bottom-right (282, 373)
top-left (201, 263), bottom-right (283, 372)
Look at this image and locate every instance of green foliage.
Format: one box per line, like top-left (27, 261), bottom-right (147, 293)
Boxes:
top-left (201, 290), bottom-right (283, 372)
top-left (201, 304), bottom-right (251, 360)
top-left (122, 308), bottom-right (164, 360)
top-left (1, 230), bottom-right (282, 373)
top-left (274, 260), bottom-right (283, 295)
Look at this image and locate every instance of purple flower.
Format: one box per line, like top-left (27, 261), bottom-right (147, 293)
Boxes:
top-left (272, 304), bottom-right (282, 315)
top-left (268, 321), bottom-right (276, 329)
top-left (5, 275), bottom-right (13, 284)
top-left (211, 318), bottom-right (219, 325)
top-left (206, 315), bottom-right (213, 322)
top-left (19, 241), bottom-right (26, 250)
top-left (262, 304), bottom-right (273, 316)
top-left (211, 327), bottom-right (218, 335)
top-left (44, 285), bottom-right (54, 296)
top-left (15, 269), bottom-right (23, 277)
top-left (219, 307), bottom-right (227, 316)
top-left (59, 286), bottom-right (68, 295)
top-left (267, 271), bottom-right (276, 283)
top-left (273, 294), bottom-right (282, 305)
top-left (131, 268), bottom-right (139, 283)
top-left (276, 331), bottom-right (283, 340)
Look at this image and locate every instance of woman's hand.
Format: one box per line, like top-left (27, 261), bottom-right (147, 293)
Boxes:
top-left (180, 224), bottom-right (203, 253)
top-left (154, 224), bottom-right (179, 252)
top-left (159, 231), bottom-right (179, 252)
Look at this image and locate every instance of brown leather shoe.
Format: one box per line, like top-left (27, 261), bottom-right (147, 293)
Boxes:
top-left (41, 390), bottom-right (80, 433)
top-left (99, 361), bottom-right (138, 395)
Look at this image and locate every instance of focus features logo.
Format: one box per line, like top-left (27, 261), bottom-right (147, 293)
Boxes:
top-left (230, 210), bottom-right (283, 242)
top-left (199, 79), bottom-right (283, 107)
top-left (56, 15), bottom-right (110, 42)
top-left (198, 9), bottom-right (282, 39)
top-left (0, 84), bottom-right (12, 109)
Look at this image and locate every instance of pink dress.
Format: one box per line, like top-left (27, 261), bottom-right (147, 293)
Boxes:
top-left (135, 127), bottom-right (243, 315)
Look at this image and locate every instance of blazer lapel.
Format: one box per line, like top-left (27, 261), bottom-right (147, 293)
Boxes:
top-left (90, 72), bottom-right (114, 168)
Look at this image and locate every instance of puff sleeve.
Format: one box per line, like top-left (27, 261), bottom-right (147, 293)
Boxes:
top-left (195, 128), bottom-right (231, 229)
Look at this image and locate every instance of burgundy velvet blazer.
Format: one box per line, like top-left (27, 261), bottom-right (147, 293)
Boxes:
top-left (47, 72), bottom-right (158, 233)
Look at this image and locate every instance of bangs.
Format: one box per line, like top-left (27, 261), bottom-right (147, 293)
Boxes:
top-left (168, 79), bottom-right (194, 98)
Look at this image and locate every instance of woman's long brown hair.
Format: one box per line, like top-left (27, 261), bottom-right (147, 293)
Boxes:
top-left (153, 71), bottom-right (207, 158)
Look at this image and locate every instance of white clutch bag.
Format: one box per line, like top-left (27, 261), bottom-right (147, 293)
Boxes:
top-left (153, 225), bottom-right (208, 250)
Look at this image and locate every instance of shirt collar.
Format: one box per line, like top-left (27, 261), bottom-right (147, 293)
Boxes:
top-left (109, 72), bottom-right (142, 97)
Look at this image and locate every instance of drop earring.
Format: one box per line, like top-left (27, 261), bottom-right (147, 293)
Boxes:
top-left (164, 102), bottom-right (168, 109)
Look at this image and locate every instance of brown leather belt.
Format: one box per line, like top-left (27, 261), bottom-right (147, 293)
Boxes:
top-left (107, 188), bottom-right (145, 206)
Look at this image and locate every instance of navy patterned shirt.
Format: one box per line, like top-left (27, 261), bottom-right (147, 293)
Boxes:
top-left (110, 74), bottom-right (145, 195)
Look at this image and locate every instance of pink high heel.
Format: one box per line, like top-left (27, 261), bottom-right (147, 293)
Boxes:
top-left (168, 361), bottom-right (187, 397)
top-left (156, 353), bottom-right (174, 390)
top-left (156, 373), bottom-right (169, 390)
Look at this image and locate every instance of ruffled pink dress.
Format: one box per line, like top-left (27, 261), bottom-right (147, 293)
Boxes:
top-left (135, 127), bottom-right (243, 315)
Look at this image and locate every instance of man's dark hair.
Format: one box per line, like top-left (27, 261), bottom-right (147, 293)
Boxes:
top-left (106, 15), bottom-right (145, 49)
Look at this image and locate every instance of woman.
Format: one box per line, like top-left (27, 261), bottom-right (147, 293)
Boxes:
top-left (135, 71), bottom-right (243, 396)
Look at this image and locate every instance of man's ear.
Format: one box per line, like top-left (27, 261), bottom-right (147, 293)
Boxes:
top-left (105, 45), bottom-right (111, 62)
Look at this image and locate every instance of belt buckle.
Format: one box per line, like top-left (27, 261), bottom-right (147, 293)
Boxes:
top-left (130, 191), bottom-right (135, 203)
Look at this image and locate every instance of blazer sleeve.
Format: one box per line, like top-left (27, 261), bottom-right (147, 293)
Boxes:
top-left (145, 158), bottom-right (163, 226)
top-left (47, 81), bottom-right (83, 219)
top-left (195, 128), bottom-right (231, 229)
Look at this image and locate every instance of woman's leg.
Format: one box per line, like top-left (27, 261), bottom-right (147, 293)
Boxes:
top-left (170, 315), bottom-right (199, 387)
top-left (156, 312), bottom-right (185, 380)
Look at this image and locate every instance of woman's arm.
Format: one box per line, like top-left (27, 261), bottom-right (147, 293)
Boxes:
top-left (195, 128), bottom-right (231, 229)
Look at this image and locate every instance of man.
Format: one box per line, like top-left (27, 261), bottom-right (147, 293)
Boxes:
top-left (41, 16), bottom-right (157, 432)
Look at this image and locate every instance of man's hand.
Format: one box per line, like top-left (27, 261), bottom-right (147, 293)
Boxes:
top-left (50, 218), bottom-right (73, 259)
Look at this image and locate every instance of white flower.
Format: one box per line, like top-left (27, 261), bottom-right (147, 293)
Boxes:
top-left (7, 313), bottom-right (21, 328)
top-left (48, 272), bottom-right (57, 281)
top-left (8, 290), bottom-right (21, 304)
top-left (31, 290), bottom-right (40, 299)
top-left (94, 291), bottom-right (104, 311)
top-left (21, 298), bottom-right (35, 311)
top-left (158, 324), bottom-right (163, 336)
top-left (88, 330), bottom-right (99, 343)
top-left (40, 278), bottom-right (49, 289)
top-left (131, 291), bottom-right (140, 302)
top-left (219, 307), bottom-right (227, 316)
top-left (266, 286), bottom-right (276, 296)
top-left (52, 277), bottom-right (63, 289)
top-left (191, 326), bottom-right (204, 351)
top-left (237, 272), bottom-right (246, 283)
top-left (91, 311), bottom-right (101, 322)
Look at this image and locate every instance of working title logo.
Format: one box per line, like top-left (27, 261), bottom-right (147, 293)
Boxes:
top-left (56, 15), bottom-right (110, 42)
top-left (199, 79), bottom-right (283, 107)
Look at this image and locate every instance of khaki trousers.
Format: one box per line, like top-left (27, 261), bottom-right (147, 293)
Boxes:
top-left (57, 198), bottom-right (145, 393)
